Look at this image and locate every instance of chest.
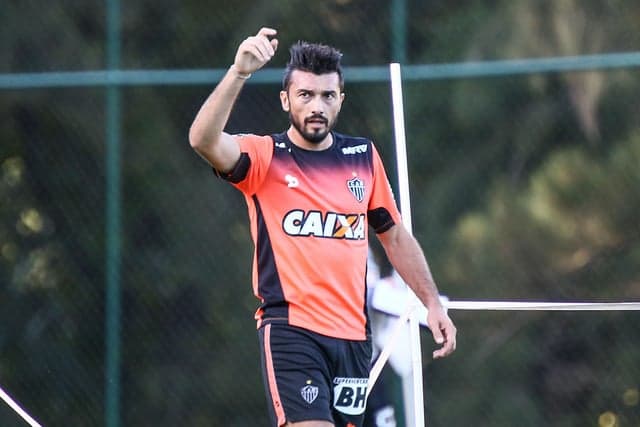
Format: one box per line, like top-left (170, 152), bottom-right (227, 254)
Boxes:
top-left (261, 146), bottom-right (373, 213)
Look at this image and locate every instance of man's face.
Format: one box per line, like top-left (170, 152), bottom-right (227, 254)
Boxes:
top-left (280, 70), bottom-right (345, 145)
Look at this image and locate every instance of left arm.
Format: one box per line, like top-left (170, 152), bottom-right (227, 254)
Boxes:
top-left (376, 224), bottom-right (457, 359)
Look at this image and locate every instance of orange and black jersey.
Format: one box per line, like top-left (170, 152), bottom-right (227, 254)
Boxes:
top-left (217, 131), bottom-right (402, 341)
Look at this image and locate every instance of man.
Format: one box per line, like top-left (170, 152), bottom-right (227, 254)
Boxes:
top-left (364, 248), bottom-right (401, 427)
top-left (189, 27), bottom-right (456, 427)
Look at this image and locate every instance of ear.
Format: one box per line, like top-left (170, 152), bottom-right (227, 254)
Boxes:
top-left (280, 90), bottom-right (290, 112)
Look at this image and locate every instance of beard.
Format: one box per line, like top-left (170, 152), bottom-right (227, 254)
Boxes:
top-left (290, 113), bottom-right (336, 144)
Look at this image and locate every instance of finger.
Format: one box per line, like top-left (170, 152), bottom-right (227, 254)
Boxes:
top-left (257, 27), bottom-right (277, 38)
top-left (254, 38), bottom-right (275, 60)
top-left (262, 38), bottom-right (277, 57)
top-left (433, 343), bottom-right (453, 358)
top-left (244, 43), bottom-right (269, 63)
top-left (256, 28), bottom-right (277, 56)
top-left (442, 335), bottom-right (456, 355)
top-left (448, 323), bottom-right (457, 350)
top-left (430, 320), bottom-right (445, 345)
top-left (433, 337), bottom-right (451, 359)
top-left (256, 32), bottom-right (277, 57)
top-left (245, 34), bottom-right (277, 60)
top-left (433, 326), bottom-right (456, 359)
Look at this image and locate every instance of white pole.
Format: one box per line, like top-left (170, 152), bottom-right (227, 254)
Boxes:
top-left (367, 305), bottom-right (414, 399)
top-left (389, 63), bottom-right (412, 233)
top-left (389, 62), bottom-right (426, 427)
top-left (0, 385), bottom-right (42, 427)
top-left (445, 300), bottom-right (640, 311)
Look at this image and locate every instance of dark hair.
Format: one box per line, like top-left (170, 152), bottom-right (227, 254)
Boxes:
top-left (282, 41), bottom-right (344, 90)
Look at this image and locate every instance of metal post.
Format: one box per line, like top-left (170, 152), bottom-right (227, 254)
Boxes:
top-left (391, 0), bottom-right (408, 64)
top-left (390, 63), bottom-right (425, 427)
top-left (105, 0), bottom-right (122, 426)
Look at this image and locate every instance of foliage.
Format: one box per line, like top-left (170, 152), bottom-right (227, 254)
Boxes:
top-left (1, 1), bottom-right (639, 426)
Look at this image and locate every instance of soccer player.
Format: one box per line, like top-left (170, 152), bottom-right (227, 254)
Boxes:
top-left (189, 27), bottom-right (456, 427)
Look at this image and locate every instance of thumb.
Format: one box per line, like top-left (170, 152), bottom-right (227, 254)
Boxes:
top-left (430, 320), bottom-right (444, 345)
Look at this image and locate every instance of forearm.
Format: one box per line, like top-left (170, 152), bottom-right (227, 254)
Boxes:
top-left (378, 225), bottom-right (457, 358)
top-left (378, 225), bottom-right (442, 309)
top-left (189, 28), bottom-right (277, 171)
top-left (188, 66), bottom-right (247, 170)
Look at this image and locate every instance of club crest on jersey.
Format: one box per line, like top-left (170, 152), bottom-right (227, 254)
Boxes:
top-left (347, 177), bottom-right (365, 202)
top-left (300, 384), bottom-right (319, 404)
top-left (282, 210), bottom-right (366, 240)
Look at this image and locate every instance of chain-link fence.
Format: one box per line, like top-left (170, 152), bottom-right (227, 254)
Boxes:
top-left (2, 1), bottom-right (640, 426)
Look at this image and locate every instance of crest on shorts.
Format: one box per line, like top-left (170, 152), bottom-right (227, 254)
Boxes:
top-left (347, 177), bottom-right (365, 203)
top-left (300, 384), bottom-right (319, 404)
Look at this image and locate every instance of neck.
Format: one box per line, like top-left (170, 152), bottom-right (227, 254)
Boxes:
top-left (286, 127), bottom-right (333, 151)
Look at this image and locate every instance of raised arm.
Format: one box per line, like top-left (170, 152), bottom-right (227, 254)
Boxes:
top-left (188, 27), bottom-right (279, 173)
top-left (376, 224), bottom-right (457, 359)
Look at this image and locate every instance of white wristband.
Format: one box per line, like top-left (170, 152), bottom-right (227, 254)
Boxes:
top-left (231, 65), bottom-right (251, 80)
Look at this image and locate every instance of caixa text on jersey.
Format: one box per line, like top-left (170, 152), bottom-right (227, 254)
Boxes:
top-left (282, 210), bottom-right (366, 240)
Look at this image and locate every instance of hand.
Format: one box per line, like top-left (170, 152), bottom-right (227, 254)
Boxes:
top-left (426, 304), bottom-right (457, 359)
top-left (233, 27), bottom-right (279, 75)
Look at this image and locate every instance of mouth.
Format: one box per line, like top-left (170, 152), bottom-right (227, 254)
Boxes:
top-left (305, 116), bottom-right (328, 126)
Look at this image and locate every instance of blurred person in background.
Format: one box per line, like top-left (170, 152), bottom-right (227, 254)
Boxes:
top-left (189, 27), bottom-right (456, 427)
top-left (364, 247), bottom-right (400, 427)
top-left (364, 246), bottom-right (445, 427)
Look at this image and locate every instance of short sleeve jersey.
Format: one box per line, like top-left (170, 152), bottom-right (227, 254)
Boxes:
top-left (218, 131), bottom-right (402, 341)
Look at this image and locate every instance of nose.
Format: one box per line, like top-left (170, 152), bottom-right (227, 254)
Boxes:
top-left (309, 95), bottom-right (325, 115)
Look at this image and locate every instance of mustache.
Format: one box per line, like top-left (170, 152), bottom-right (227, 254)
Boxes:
top-left (305, 115), bottom-right (328, 124)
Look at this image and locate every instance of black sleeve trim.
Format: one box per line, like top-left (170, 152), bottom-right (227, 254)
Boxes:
top-left (368, 207), bottom-right (396, 233)
top-left (212, 153), bottom-right (251, 183)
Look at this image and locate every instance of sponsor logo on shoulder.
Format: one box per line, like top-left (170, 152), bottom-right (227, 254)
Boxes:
top-left (333, 377), bottom-right (368, 415)
top-left (341, 144), bottom-right (368, 155)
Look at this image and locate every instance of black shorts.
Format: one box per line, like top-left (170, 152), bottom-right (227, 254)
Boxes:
top-left (258, 323), bottom-right (372, 427)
